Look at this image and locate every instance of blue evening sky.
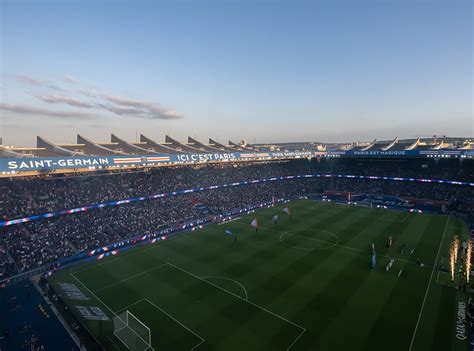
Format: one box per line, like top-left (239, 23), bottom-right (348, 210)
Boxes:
top-left (1, 0), bottom-right (472, 146)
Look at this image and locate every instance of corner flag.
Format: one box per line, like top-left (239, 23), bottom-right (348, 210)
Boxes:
top-left (272, 214), bottom-right (279, 224)
top-left (251, 218), bottom-right (258, 231)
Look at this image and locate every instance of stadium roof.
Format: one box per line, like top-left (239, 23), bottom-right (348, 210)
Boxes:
top-left (0, 135), bottom-right (472, 158)
top-left (0, 134), bottom-right (268, 157)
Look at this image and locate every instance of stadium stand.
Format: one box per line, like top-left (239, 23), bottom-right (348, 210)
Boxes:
top-left (0, 157), bottom-right (472, 281)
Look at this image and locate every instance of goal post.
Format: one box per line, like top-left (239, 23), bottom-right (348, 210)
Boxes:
top-left (113, 310), bottom-right (154, 351)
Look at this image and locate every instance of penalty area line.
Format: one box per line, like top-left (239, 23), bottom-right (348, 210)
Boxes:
top-left (144, 298), bottom-right (205, 351)
top-left (166, 261), bottom-right (306, 350)
top-left (116, 297), bottom-right (206, 350)
top-left (69, 269), bottom-right (153, 350)
top-left (93, 263), bottom-right (168, 293)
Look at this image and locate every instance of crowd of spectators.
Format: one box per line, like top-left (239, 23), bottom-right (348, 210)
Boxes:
top-left (310, 157), bottom-right (474, 182)
top-left (317, 177), bottom-right (472, 204)
top-left (0, 158), bottom-right (472, 279)
top-left (2, 158), bottom-right (473, 221)
top-left (0, 161), bottom-right (309, 220)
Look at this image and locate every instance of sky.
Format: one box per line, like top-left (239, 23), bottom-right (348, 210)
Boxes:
top-left (0, 0), bottom-right (472, 147)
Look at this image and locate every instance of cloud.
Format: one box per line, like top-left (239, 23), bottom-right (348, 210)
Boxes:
top-left (103, 95), bottom-right (152, 109)
top-left (96, 104), bottom-right (147, 116)
top-left (78, 90), bottom-right (183, 119)
top-left (13, 75), bottom-right (183, 120)
top-left (36, 92), bottom-right (182, 119)
top-left (16, 75), bottom-right (45, 86)
top-left (64, 75), bottom-right (78, 84)
top-left (46, 84), bottom-right (65, 92)
top-left (157, 109), bottom-right (182, 119)
top-left (78, 90), bottom-right (101, 98)
top-left (16, 74), bottom-right (66, 92)
top-left (102, 95), bottom-right (183, 119)
top-left (0, 103), bottom-right (92, 119)
top-left (36, 95), bottom-right (94, 108)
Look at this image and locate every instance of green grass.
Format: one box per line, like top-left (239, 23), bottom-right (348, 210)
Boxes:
top-left (49, 200), bottom-right (470, 351)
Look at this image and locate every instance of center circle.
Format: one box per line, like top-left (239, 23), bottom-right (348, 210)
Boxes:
top-left (279, 228), bottom-right (339, 251)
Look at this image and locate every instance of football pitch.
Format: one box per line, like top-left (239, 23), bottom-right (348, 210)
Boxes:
top-left (49, 200), bottom-right (470, 351)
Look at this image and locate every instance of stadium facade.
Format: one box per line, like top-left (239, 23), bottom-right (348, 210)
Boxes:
top-left (0, 134), bottom-right (473, 176)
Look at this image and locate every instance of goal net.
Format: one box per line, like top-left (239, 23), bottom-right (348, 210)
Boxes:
top-left (113, 310), bottom-right (154, 351)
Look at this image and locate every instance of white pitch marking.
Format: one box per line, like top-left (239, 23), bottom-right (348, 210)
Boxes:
top-left (201, 276), bottom-right (249, 301)
top-left (217, 217), bottom-right (242, 225)
top-left (73, 233), bottom-right (192, 275)
top-left (279, 229), bottom-right (339, 251)
top-left (435, 271), bottom-right (441, 285)
top-left (144, 298), bottom-right (206, 351)
top-left (166, 262), bottom-right (306, 350)
top-left (246, 223), bottom-right (421, 266)
top-left (287, 329), bottom-right (306, 351)
top-left (69, 269), bottom-right (152, 349)
top-left (408, 216), bottom-right (450, 351)
top-left (93, 263), bottom-right (168, 293)
top-left (339, 244), bottom-right (422, 266)
top-left (401, 213), bottom-right (411, 223)
top-left (116, 297), bottom-right (206, 350)
top-left (115, 299), bottom-right (147, 314)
